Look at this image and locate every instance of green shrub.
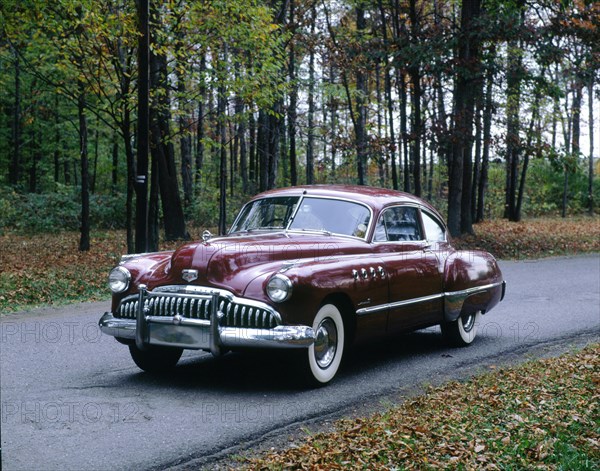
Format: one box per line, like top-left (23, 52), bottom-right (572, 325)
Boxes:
top-left (0, 187), bottom-right (126, 233)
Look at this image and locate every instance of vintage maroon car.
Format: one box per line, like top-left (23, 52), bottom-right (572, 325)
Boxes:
top-left (100, 185), bottom-right (505, 385)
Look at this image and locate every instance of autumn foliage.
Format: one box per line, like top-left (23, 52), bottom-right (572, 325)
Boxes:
top-left (454, 217), bottom-right (600, 260)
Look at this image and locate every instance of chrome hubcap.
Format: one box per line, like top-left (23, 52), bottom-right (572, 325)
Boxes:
top-left (313, 318), bottom-right (337, 369)
top-left (461, 313), bottom-right (476, 332)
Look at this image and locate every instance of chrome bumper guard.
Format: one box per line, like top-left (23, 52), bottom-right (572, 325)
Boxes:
top-left (99, 285), bottom-right (315, 354)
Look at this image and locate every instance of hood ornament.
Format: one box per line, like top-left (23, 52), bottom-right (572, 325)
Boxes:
top-left (182, 269), bottom-right (198, 283)
top-left (202, 230), bottom-right (212, 243)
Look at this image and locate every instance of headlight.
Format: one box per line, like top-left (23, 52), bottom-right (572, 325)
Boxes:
top-left (266, 274), bottom-right (292, 303)
top-left (108, 266), bottom-right (131, 293)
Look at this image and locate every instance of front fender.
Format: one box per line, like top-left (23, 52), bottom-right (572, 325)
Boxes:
top-left (243, 255), bottom-right (387, 326)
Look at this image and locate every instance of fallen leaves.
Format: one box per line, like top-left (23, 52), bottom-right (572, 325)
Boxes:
top-left (240, 345), bottom-right (600, 470)
top-left (0, 230), bottom-right (185, 312)
top-left (455, 216), bottom-right (600, 259)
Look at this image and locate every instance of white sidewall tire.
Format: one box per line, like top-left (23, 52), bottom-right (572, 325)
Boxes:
top-left (308, 304), bottom-right (345, 384)
top-left (457, 311), bottom-right (481, 345)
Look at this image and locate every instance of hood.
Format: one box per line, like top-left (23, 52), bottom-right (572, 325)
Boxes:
top-left (168, 232), bottom-right (368, 295)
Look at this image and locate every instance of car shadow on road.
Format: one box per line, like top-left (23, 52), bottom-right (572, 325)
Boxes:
top-left (113, 327), bottom-right (452, 393)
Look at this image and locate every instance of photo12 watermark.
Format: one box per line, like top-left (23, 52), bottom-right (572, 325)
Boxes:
top-left (1, 401), bottom-right (144, 425)
top-left (0, 321), bottom-right (103, 345)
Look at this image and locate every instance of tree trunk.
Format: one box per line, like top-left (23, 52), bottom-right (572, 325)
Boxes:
top-left (78, 83), bottom-right (90, 252)
top-left (91, 120), bottom-right (99, 194)
top-left (53, 96), bottom-right (60, 183)
top-left (399, 71), bottom-right (410, 192)
top-left (178, 73), bottom-right (193, 207)
top-left (195, 55), bottom-right (206, 187)
top-left (471, 95), bottom-right (482, 220)
top-left (288, 0), bottom-right (298, 186)
top-left (248, 111), bottom-right (256, 191)
top-left (218, 81), bottom-right (227, 235)
top-left (111, 134), bottom-right (118, 191)
top-left (149, 46), bottom-right (188, 241)
top-left (476, 45), bottom-right (495, 223)
top-left (122, 121), bottom-right (135, 254)
top-left (135, 0), bottom-right (150, 252)
top-left (515, 98), bottom-right (539, 221)
top-left (375, 63), bottom-right (385, 186)
top-left (237, 98), bottom-right (248, 193)
top-left (268, 102), bottom-right (281, 190)
top-left (355, 5), bottom-right (368, 186)
top-left (562, 79), bottom-right (584, 218)
top-left (258, 109), bottom-right (269, 192)
top-left (329, 61), bottom-right (337, 177)
top-left (409, 0), bottom-right (422, 197)
top-left (10, 46), bottom-right (21, 186)
top-left (74, 5), bottom-right (90, 251)
top-left (306, 6), bottom-right (317, 185)
top-left (448, 0), bottom-right (481, 236)
top-left (148, 150), bottom-right (160, 251)
top-left (572, 80), bottom-right (583, 156)
top-left (505, 44), bottom-right (522, 221)
top-left (504, 1), bottom-right (525, 222)
top-left (588, 76), bottom-right (595, 214)
top-left (378, 0), bottom-right (398, 190)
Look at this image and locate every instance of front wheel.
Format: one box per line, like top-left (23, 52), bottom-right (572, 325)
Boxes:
top-left (297, 304), bottom-right (345, 386)
top-left (441, 311), bottom-right (481, 347)
top-left (128, 344), bottom-right (183, 373)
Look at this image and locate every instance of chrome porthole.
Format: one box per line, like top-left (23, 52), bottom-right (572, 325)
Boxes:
top-left (313, 318), bottom-right (338, 369)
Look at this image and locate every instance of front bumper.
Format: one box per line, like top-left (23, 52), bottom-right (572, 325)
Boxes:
top-left (99, 286), bottom-right (315, 354)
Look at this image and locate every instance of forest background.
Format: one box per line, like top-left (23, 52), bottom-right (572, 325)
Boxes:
top-left (0, 0), bottom-right (598, 254)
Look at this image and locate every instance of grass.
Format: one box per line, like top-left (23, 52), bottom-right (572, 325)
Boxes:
top-left (238, 344), bottom-right (600, 470)
top-left (0, 216), bottom-right (598, 313)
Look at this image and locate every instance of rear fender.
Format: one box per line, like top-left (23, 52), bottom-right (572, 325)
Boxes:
top-left (443, 250), bottom-right (504, 322)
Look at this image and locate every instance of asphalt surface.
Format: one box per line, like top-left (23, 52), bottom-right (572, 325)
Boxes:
top-left (1, 254), bottom-right (599, 471)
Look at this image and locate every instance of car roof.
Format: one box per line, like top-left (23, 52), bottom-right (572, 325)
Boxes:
top-left (252, 185), bottom-right (444, 222)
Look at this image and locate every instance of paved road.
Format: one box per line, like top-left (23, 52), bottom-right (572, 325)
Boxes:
top-left (1, 255), bottom-right (599, 471)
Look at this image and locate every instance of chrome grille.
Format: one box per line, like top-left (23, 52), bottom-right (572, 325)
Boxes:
top-left (115, 294), bottom-right (279, 329)
top-left (219, 301), bottom-right (278, 329)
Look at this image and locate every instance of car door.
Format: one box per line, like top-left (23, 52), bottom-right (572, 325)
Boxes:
top-left (372, 205), bottom-right (444, 333)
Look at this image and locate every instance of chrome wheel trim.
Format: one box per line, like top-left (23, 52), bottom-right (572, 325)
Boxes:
top-left (461, 312), bottom-right (476, 333)
top-left (314, 318), bottom-right (338, 369)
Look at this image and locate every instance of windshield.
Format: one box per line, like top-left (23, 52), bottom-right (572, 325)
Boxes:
top-left (230, 195), bottom-right (371, 239)
top-left (229, 196), bottom-right (300, 233)
top-left (289, 197), bottom-right (371, 239)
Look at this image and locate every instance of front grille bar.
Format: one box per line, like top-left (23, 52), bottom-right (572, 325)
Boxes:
top-left (135, 285), bottom-right (221, 355)
top-left (116, 288), bottom-right (279, 329)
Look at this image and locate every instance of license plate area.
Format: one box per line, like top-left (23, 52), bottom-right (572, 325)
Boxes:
top-left (147, 322), bottom-right (212, 349)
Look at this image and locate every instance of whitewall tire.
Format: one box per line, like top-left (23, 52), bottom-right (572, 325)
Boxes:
top-left (303, 303), bottom-right (345, 386)
top-left (441, 311), bottom-right (481, 347)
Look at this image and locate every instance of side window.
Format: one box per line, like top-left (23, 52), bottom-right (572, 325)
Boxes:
top-left (374, 207), bottom-right (423, 242)
top-left (422, 211), bottom-right (446, 242)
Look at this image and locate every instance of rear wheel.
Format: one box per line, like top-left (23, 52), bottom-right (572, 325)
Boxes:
top-left (128, 344), bottom-right (183, 373)
top-left (441, 311), bottom-right (481, 347)
top-left (297, 303), bottom-right (345, 386)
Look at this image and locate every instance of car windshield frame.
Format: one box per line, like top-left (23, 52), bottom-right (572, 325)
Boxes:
top-left (229, 195), bottom-right (373, 241)
top-left (229, 196), bottom-right (301, 233)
